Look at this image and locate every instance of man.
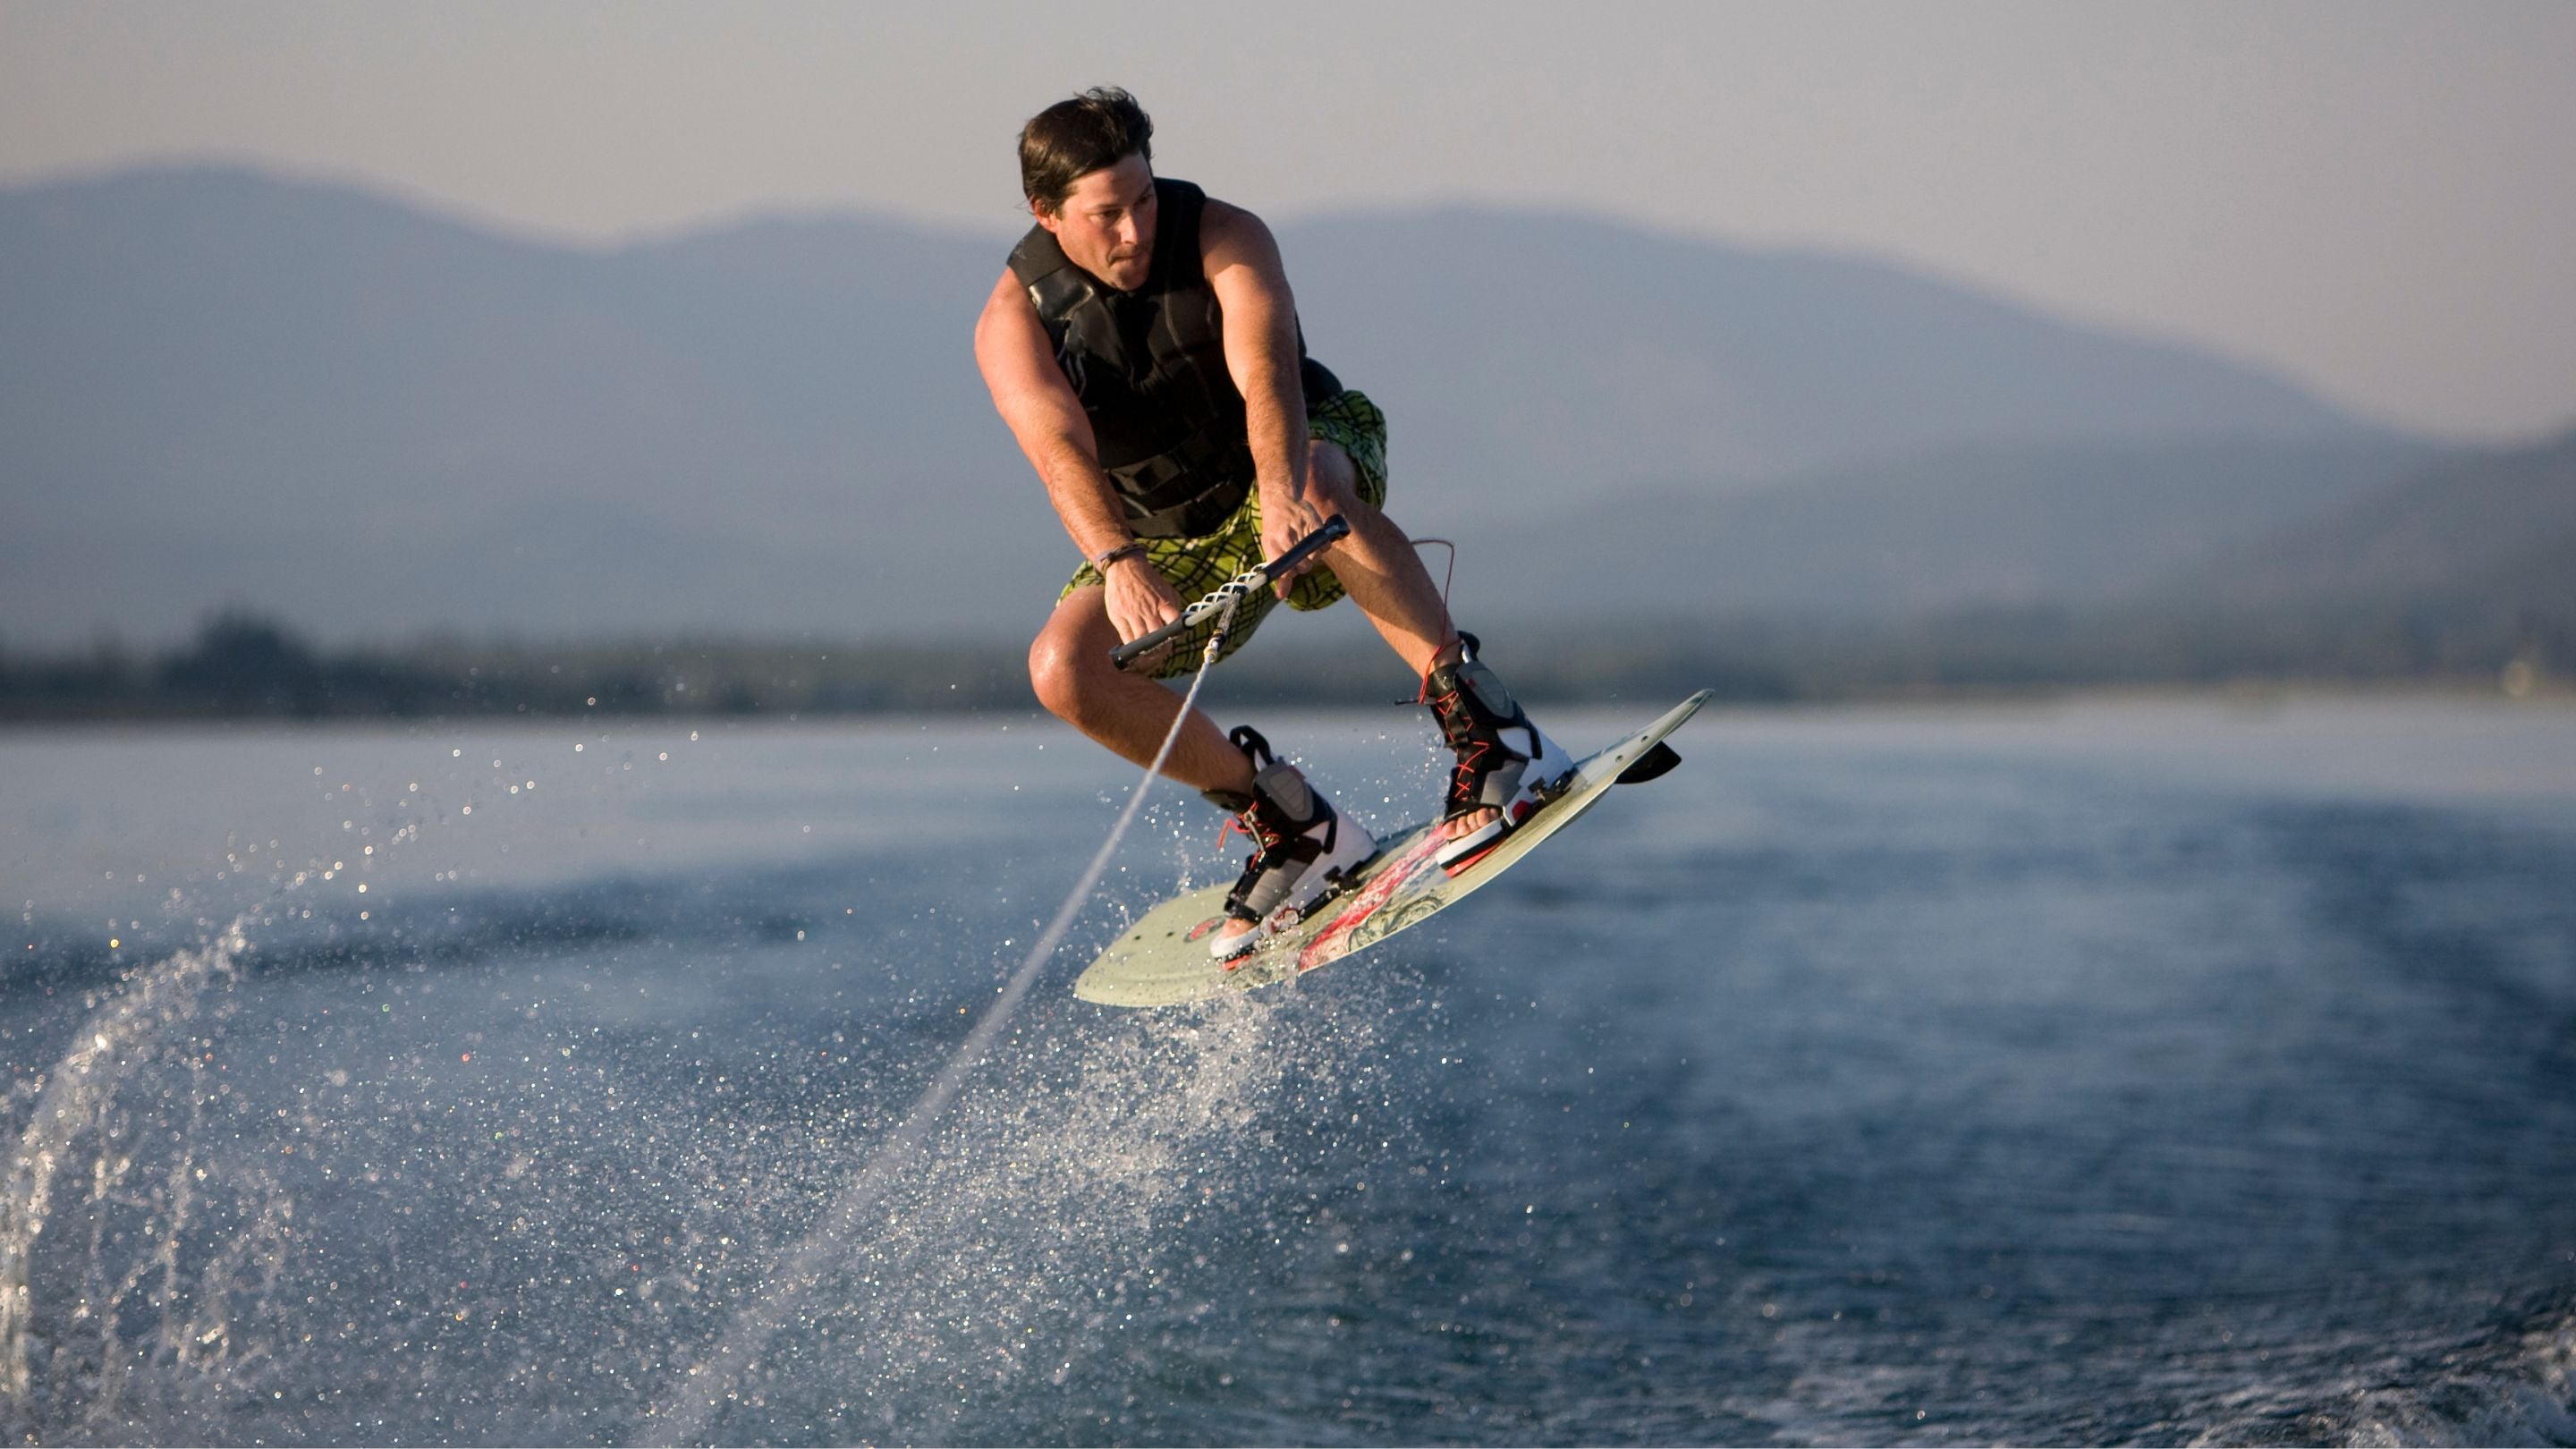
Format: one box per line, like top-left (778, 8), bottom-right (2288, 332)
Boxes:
top-left (975, 88), bottom-right (1568, 960)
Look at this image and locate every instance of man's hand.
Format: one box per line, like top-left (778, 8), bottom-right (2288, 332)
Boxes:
top-left (1102, 552), bottom-right (1186, 653)
top-left (1260, 479), bottom-right (1335, 599)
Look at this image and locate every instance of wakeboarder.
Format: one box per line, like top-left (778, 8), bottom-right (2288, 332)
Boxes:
top-left (974, 88), bottom-right (1568, 959)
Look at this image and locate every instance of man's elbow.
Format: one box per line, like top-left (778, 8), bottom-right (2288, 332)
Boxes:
top-left (970, 313), bottom-right (1004, 379)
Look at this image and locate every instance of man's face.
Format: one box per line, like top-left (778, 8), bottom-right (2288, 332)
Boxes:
top-left (1036, 152), bottom-right (1157, 292)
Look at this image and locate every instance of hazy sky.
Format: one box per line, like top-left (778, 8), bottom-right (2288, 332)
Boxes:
top-left (6, 0), bottom-right (2572, 442)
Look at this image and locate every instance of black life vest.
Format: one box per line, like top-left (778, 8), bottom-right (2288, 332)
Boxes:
top-left (1007, 178), bottom-right (1343, 538)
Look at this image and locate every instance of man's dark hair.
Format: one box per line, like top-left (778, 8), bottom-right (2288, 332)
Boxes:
top-left (1019, 88), bottom-right (1154, 214)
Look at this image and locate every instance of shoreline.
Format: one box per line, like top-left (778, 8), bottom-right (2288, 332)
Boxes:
top-left (4, 673), bottom-right (2571, 736)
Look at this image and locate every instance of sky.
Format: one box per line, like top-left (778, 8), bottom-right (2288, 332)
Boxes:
top-left (5, 0), bottom-right (2572, 444)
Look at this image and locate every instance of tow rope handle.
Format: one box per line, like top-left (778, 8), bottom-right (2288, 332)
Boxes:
top-left (1108, 514), bottom-right (1351, 672)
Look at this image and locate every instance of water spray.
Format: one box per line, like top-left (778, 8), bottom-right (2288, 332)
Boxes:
top-left (644, 518), bottom-right (1345, 1443)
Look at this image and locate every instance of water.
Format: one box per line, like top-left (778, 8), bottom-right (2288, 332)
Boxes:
top-left (4, 696), bottom-right (2575, 1445)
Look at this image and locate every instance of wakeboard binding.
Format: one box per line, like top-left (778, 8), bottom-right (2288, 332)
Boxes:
top-left (1422, 633), bottom-right (1575, 872)
top-left (1206, 726), bottom-right (1376, 962)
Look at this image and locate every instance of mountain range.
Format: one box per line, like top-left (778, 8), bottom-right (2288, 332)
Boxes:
top-left (2, 162), bottom-right (2558, 658)
top-left (2174, 430), bottom-right (2576, 629)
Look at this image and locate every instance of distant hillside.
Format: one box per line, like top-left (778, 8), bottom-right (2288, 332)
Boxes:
top-left (1284, 209), bottom-right (2377, 503)
top-left (1465, 436), bottom-right (2444, 624)
top-left (2164, 428), bottom-right (2576, 627)
top-left (0, 167), bottom-right (1036, 648)
top-left (0, 164), bottom-right (2402, 648)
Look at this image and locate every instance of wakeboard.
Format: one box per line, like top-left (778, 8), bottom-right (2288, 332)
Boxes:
top-left (1073, 691), bottom-right (1711, 1007)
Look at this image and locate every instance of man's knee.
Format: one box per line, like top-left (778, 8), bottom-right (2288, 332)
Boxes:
top-left (1028, 624), bottom-right (1093, 722)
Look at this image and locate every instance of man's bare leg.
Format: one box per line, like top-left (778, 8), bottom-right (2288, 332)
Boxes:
top-left (1296, 440), bottom-right (1456, 677)
top-left (1296, 441), bottom-right (1504, 843)
top-left (1032, 587), bottom-right (1359, 955)
top-left (1027, 587), bottom-right (1257, 800)
top-left (1031, 450), bottom-right (1519, 844)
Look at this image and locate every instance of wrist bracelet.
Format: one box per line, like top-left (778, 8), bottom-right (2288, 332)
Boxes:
top-left (1092, 541), bottom-right (1148, 572)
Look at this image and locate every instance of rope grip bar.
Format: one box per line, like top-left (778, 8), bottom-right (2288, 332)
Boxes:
top-left (1107, 514), bottom-right (1351, 671)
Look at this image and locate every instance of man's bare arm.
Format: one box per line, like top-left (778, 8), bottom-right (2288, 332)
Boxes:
top-left (1202, 202), bottom-right (1331, 582)
top-left (973, 270), bottom-right (1184, 643)
top-left (974, 270), bottom-right (1127, 558)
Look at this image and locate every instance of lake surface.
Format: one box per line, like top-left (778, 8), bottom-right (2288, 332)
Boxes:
top-left (5, 695), bottom-right (2575, 1445)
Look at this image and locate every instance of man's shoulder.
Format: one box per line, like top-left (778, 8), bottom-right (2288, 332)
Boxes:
top-left (1194, 193), bottom-right (1277, 263)
top-left (1195, 191), bottom-right (1258, 233)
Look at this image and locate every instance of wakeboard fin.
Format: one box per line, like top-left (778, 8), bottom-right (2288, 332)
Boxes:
top-left (1616, 740), bottom-right (1683, 785)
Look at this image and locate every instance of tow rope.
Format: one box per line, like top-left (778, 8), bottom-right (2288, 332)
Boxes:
top-left (646, 517), bottom-right (1347, 1441)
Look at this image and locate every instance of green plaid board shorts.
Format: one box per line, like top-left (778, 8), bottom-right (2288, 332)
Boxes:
top-left (1062, 389), bottom-right (1389, 680)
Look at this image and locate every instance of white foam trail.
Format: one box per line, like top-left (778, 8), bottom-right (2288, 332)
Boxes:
top-left (645, 618), bottom-right (1235, 1445)
top-left (0, 923), bottom-right (252, 1413)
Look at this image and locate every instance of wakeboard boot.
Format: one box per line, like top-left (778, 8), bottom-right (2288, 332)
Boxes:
top-left (1422, 633), bottom-right (1575, 872)
top-left (1205, 726), bottom-right (1377, 962)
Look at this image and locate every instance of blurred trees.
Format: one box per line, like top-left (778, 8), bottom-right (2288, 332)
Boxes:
top-left (1, 603), bottom-right (2563, 725)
